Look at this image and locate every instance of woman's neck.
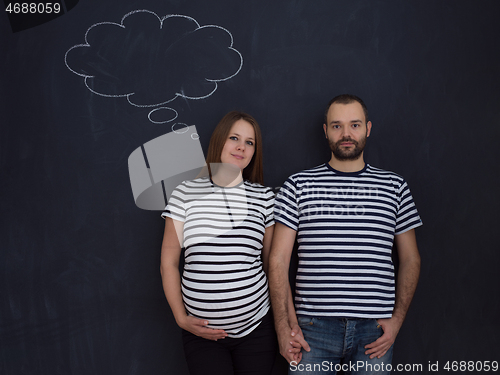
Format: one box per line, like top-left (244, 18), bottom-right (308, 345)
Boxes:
top-left (210, 163), bottom-right (243, 187)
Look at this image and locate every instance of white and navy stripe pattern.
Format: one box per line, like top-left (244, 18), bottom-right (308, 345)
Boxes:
top-left (162, 177), bottom-right (275, 338)
top-left (275, 163), bottom-right (422, 319)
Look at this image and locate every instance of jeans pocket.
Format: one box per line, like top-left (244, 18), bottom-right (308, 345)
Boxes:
top-left (374, 319), bottom-right (383, 330)
top-left (297, 316), bottom-right (314, 327)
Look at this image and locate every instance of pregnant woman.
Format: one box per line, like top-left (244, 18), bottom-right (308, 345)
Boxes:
top-left (160, 111), bottom-right (277, 375)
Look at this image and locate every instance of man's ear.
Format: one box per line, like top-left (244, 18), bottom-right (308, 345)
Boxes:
top-left (323, 123), bottom-right (327, 138)
top-left (366, 121), bottom-right (372, 137)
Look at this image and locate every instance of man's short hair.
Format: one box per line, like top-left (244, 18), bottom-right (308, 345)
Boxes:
top-left (324, 94), bottom-right (369, 124)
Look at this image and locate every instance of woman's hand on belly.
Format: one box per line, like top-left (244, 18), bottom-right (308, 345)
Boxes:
top-left (179, 315), bottom-right (228, 341)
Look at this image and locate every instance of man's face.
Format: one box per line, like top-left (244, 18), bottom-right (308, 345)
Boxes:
top-left (323, 102), bottom-right (372, 161)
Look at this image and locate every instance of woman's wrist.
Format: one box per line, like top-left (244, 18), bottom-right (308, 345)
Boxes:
top-left (174, 312), bottom-right (188, 330)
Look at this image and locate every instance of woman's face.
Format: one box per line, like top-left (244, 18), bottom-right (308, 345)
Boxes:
top-left (220, 119), bottom-right (256, 171)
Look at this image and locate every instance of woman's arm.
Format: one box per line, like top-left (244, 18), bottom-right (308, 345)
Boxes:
top-left (160, 217), bottom-right (227, 340)
top-left (261, 224), bottom-right (275, 275)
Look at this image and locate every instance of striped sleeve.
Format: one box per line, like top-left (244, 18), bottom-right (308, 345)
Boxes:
top-left (161, 183), bottom-right (186, 222)
top-left (274, 177), bottom-right (299, 231)
top-left (395, 180), bottom-right (422, 234)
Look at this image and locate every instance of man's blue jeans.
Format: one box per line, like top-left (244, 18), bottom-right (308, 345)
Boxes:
top-left (289, 316), bottom-right (394, 375)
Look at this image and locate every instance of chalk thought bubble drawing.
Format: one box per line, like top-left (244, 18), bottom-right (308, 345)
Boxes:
top-left (128, 124), bottom-right (207, 210)
top-left (65, 10), bottom-right (243, 123)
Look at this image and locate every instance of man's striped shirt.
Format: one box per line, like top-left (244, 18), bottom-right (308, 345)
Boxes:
top-left (162, 177), bottom-right (275, 337)
top-left (274, 163), bottom-right (422, 318)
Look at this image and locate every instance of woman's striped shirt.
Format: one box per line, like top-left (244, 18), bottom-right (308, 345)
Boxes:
top-left (274, 163), bottom-right (422, 319)
top-left (162, 177), bottom-right (275, 338)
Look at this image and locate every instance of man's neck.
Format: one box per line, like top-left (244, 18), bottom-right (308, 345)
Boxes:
top-left (328, 154), bottom-right (366, 173)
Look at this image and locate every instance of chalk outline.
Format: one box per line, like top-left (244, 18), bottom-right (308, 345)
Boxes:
top-left (171, 123), bottom-right (189, 134)
top-left (148, 107), bottom-right (179, 124)
top-left (64, 9), bottom-right (243, 123)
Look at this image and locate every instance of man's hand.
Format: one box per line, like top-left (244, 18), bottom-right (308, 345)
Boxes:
top-left (364, 317), bottom-right (402, 359)
top-left (277, 329), bottom-right (301, 365)
top-left (290, 322), bottom-right (310, 354)
top-left (364, 229), bottom-right (421, 359)
top-left (276, 323), bottom-right (310, 364)
top-left (277, 323), bottom-right (310, 364)
top-left (178, 315), bottom-right (228, 341)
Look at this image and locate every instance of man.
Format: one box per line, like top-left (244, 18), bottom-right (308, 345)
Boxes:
top-left (269, 94), bottom-right (422, 374)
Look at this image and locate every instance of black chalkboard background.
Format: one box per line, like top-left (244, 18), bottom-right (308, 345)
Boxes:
top-left (1, 0), bottom-right (499, 374)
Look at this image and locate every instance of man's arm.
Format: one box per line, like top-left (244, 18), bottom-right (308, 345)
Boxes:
top-left (364, 228), bottom-right (421, 359)
top-left (268, 222), bottom-right (310, 364)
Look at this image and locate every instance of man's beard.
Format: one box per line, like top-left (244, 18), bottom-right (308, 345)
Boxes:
top-left (328, 134), bottom-right (367, 161)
